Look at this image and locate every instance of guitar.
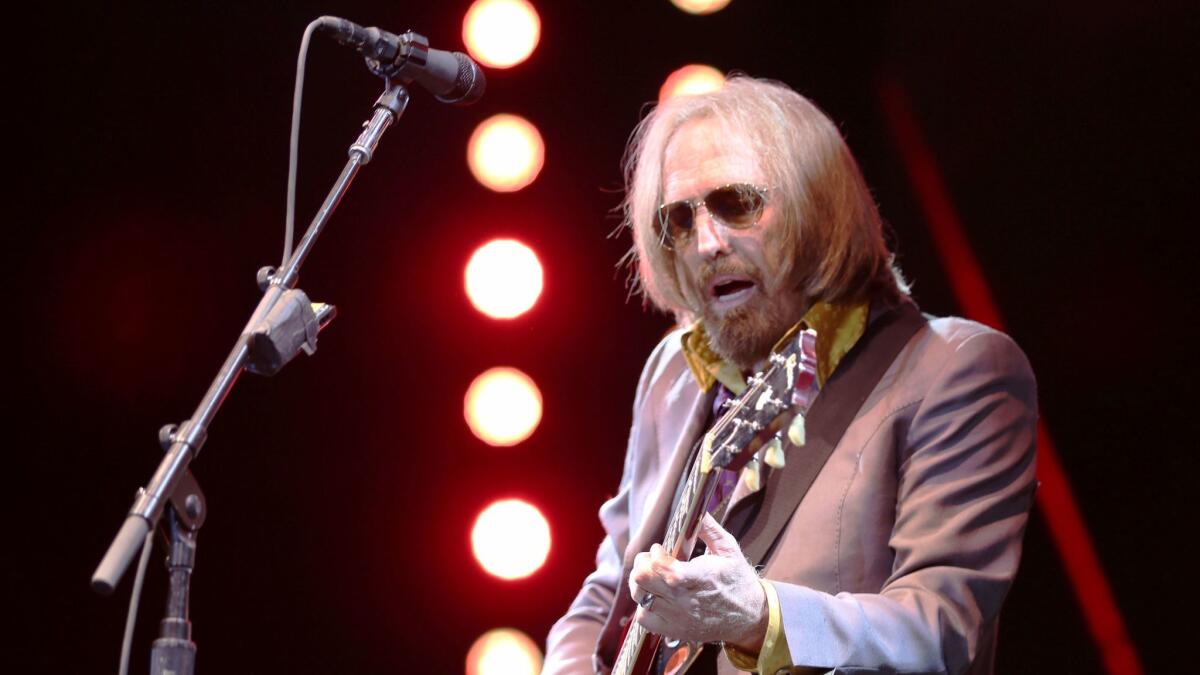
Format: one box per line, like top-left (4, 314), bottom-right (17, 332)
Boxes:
top-left (608, 326), bottom-right (819, 675)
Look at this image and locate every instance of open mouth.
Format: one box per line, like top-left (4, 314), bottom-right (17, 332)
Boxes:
top-left (708, 275), bottom-right (757, 308)
top-left (713, 279), bottom-right (754, 297)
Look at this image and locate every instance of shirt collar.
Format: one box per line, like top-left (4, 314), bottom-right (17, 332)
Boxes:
top-left (680, 300), bottom-right (871, 395)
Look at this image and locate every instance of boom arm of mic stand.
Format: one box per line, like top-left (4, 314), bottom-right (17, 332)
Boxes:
top-left (91, 81), bottom-right (410, 595)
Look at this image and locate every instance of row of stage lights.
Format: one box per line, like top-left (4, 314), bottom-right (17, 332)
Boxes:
top-left (456, 1), bottom-right (733, 673)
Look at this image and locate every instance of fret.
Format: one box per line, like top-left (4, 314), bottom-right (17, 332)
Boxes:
top-left (612, 621), bottom-right (647, 675)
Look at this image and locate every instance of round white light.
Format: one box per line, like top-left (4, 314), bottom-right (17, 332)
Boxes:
top-left (465, 628), bottom-right (542, 675)
top-left (658, 64), bottom-right (726, 103)
top-left (467, 114), bottom-right (545, 192)
top-left (670, 0), bottom-right (733, 15)
top-left (463, 0), bottom-right (541, 69)
top-left (464, 367), bottom-right (543, 446)
top-left (465, 239), bottom-right (544, 320)
top-left (471, 499), bottom-right (551, 580)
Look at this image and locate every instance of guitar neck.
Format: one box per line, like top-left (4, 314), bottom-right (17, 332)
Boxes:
top-left (611, 620), bottom-right (650, 675)
top-left (663, 443), bottom-right (719, 558)
top-left (611, 451), bottom-right (714, 675)
top-left (608, 328), bottom-right (819, 675)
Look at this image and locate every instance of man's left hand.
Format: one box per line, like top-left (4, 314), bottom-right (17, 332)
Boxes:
top-left (627, 513), bottom-right (768, 651)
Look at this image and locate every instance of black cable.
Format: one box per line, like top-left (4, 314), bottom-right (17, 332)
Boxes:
top-left (283, 20), bottom-right (323, 269)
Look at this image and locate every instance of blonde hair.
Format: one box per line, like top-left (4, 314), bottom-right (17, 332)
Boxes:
top-left (621, 76), bottom-right (907, 320)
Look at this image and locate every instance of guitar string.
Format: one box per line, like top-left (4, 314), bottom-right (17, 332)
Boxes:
top-left (659, 354), bottom-right (787, 558)
top-left (614, 364), bottom-right (782, 674)
top-left (614, 340), bottom-right (807, 673)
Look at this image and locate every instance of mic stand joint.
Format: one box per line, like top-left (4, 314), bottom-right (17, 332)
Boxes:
top-left (150, 471), bottom-right (205, 675)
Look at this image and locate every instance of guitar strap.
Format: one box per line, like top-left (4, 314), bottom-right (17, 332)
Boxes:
top-left (595, 300), bottom-right (927, 670)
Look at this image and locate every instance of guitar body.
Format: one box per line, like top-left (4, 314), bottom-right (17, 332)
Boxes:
top-left (657, 639), bottom-right (704, 675)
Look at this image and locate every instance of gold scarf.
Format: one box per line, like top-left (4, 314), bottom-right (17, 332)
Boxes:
top-left (680, 300), bottom-right (870, 394)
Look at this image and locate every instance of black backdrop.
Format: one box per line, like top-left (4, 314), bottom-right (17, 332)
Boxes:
top-left (11, 2), bottom-right (1197, 673)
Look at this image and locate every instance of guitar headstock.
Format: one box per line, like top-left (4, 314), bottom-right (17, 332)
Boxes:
top-left (700, 328), bottom-right (818, 475)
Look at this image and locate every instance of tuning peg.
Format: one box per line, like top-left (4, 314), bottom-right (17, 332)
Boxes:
top-left (763, 433), bottom-right (786, 469)
top-left (741, 456), bottom-right (762, 493)
top-left (788, 413), bottom-right (807, 447)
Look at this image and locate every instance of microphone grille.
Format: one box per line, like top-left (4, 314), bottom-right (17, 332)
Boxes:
top-left (442, 52), bottom-right (486, 106)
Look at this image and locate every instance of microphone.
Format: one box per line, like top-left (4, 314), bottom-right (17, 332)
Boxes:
top-left (316, 16), bottom-right (486, 106)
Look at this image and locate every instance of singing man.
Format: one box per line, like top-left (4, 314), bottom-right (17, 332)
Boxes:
top-left (543, 76), bottom-right (1037, 675)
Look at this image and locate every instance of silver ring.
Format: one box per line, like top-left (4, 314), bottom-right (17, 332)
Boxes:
top-left (637, 592), bottom-right (656, 611)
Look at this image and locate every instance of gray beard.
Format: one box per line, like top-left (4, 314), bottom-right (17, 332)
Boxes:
top-left (703, 300), bottom-right (798, 371)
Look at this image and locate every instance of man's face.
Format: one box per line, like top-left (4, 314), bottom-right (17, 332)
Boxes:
top-left (662, 117), bottom-right (808, 370)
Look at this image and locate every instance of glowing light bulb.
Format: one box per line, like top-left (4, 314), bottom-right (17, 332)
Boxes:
top-left (465, 628), bottom-right (543, 675)
top-left (658, 64), bottom-right (726, 103)
top-left (464, 367), bottom-right (543, 446)
top-left (468, 114), bottom-right (545, 192)
top-left (670, 0), bottom-right (733, 15)
top-left (471, 499), bottom-right (551, 580)
top-left (465, 239), bottom-right (543, 319)
top-left (463, 0), bottom-right (541, 68)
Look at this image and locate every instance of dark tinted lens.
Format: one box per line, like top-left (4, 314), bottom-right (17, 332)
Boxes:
top-left (706, 185), bottom-right (764, 228)
top-left (659, 201), bottom-right (695, 244)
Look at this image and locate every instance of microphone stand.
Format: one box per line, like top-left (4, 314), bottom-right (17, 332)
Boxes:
top-left (149, 471), bottom-right (204, 675)
top-left (91, 81), bottom-right (412, 671)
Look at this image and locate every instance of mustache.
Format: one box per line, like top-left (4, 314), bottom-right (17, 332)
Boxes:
top-left (696, 259), bottom-right (762, 288)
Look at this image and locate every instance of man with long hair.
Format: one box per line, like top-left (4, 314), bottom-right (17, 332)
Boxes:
top-left (543, 77), bottom-right (1037, 675)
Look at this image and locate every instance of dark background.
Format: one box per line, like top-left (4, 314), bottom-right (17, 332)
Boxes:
top-left (11, 2), bottom-right (1197, 673)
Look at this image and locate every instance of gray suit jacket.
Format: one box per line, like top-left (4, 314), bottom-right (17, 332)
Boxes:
top-left (543, 315), bottom-right (1038, 675)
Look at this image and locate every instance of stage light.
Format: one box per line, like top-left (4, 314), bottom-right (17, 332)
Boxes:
top-left (658, 64), bottom-right (725, 102)
top-left (468, 114), bottom-right (545, 192)
top-left (465, 628), bottom-right (543, 675)
top-left (471, 499), bottom-right (551, 580)
top-left (465, 239), bottom-right (543, 319)
top-left (670, 0), bottom-right (732, 15)
top-left (463, 0), bottom-right (541, 69)
top-left (464, 367), bottom-right (543, 446)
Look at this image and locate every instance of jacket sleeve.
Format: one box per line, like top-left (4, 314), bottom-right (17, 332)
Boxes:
top-left (542, 333), bottom-right (676, 674)
top-left (774, 329), bottom-right (1038, 675)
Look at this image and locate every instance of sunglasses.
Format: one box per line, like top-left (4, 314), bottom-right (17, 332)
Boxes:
top-left (656, 183), bottom-right (770, 248)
